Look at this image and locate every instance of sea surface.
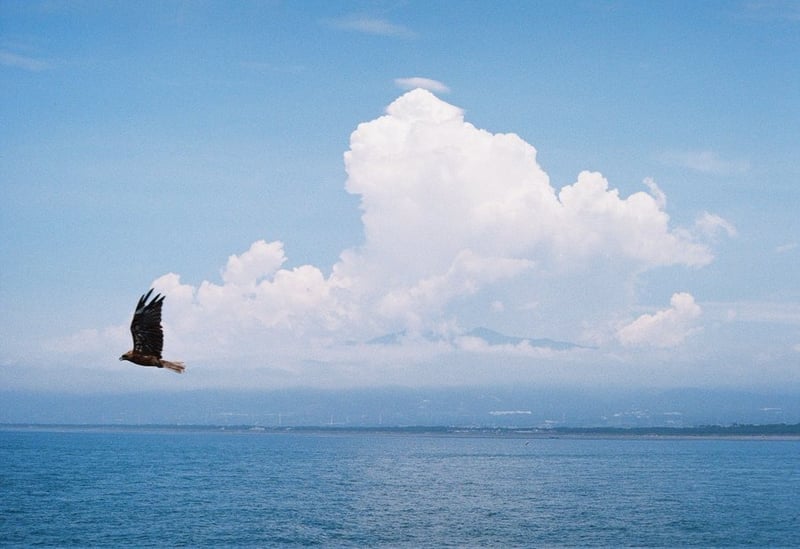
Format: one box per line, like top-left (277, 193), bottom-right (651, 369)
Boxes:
top-left (1, 428), bottom-right (798, 547)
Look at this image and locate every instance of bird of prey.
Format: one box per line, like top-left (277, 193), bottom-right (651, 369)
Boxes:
top-left (119, 289), bottom-right (185, 373)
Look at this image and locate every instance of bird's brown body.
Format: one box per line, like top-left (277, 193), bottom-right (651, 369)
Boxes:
top-left (119, 289), bottom-right (185, 373)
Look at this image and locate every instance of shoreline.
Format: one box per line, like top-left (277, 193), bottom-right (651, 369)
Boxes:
top-left (3, 422), bottom-right (800, 440)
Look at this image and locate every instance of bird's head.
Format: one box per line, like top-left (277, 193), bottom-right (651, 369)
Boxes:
top-left (119, 352), bottom-right (132, 362)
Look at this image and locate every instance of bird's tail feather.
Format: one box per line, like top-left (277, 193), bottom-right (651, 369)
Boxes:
top-left (161, 360), bottom-right (186, 374)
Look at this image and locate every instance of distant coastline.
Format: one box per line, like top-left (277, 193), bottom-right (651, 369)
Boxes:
top-left (3, 422), bottom-right (800, 439)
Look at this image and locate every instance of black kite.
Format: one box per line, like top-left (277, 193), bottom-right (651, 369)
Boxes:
top-left (119, 289), bottom-right (185, 373)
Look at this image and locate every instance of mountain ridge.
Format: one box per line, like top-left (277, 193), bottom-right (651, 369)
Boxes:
top-left (367, 326), bottom-right (584, 351)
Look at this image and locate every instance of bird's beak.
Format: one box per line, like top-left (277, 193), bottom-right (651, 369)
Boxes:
top-left (119, 356), bottom-right (125, 361)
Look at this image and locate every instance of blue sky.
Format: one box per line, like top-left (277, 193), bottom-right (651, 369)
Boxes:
top-left (1, 1), bottom-right (799, 395)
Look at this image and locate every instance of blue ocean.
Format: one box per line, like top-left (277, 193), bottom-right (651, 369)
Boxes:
top-left (1, 428), bottom-right (798, 547)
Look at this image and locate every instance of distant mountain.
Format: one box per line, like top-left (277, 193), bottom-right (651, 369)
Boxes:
top-left (366, 331), bottom-right (411, 345)
top-left (464, 327), bottom-right (584, 351)
top-left (366, 326), bottom-right (584, 351)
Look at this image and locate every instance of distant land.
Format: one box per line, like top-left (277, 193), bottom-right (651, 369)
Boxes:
top-left (3, 423), bottom-right (800, 439)
top-left (2, 386), bottom-right (799, 428)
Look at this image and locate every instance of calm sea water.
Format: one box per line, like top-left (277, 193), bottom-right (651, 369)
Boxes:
top-left (1, 429), bottom-right (798, 547)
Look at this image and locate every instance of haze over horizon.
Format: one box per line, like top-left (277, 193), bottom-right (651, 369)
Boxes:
top-left (2, 2), bottom-right (799, 423)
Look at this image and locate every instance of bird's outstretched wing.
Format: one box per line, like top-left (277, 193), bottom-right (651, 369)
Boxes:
top-left (130, 289), bottom-right (165, 358)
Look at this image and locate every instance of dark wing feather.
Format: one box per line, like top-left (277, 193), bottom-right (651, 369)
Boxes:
top-left (130, 289), bottom-right (165, 358)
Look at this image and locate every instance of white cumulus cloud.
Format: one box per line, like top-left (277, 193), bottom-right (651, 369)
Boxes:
top-left (220, 240), bottom-right (286, 286)
top-left (617, 293), bottom-right (703, 348)
top-left (344, 89), bottom-right (714, 276)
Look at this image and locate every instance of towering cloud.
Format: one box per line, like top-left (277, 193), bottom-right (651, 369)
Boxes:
top-left (344, 90), bottom-right (712, 270)
top-left (141, 90), bottom-right (726, 365)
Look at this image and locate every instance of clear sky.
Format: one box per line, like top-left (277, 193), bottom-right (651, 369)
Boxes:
top-left (2, 0), bottom-right (799, 396)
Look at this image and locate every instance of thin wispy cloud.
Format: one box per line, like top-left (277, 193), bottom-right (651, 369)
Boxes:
top-left (695, 212), bottom-right (738, 239)
top-left (394, 77), bottom-right (450, 93)
top-left (660, 150), bottom-right (751, 175)
top-left (708, 300), bottom-right (800, 325)
top-left (643, 177), bottom-right (667, 209)
top-left (736, 0), bottom-right (800, 22)
top-left (240, 60), bottom-right (306, 74)
top-left (324, 15), bottom-right (416, 38)
top-left (0, 50), bottom-right (50, 71)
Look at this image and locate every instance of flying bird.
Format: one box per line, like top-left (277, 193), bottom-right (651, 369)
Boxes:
top-left (119, 289), bottom-right (185, 373)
